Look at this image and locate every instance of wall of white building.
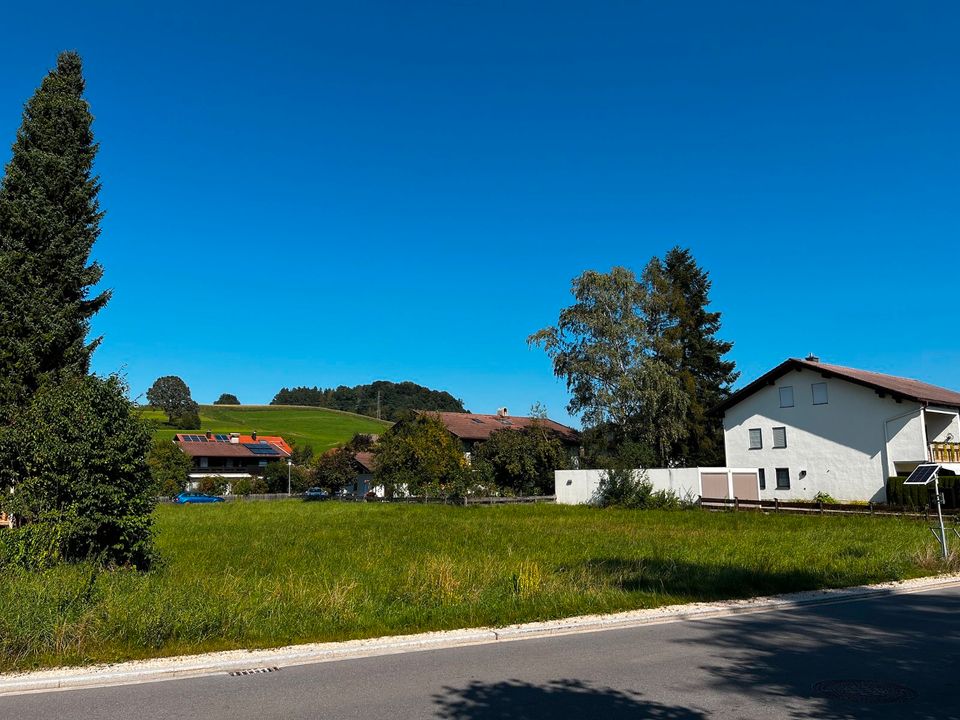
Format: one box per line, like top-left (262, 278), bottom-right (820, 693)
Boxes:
top-left (554, 467), bottom-right (755, 505)
top-left (723, 366), bottom-right (929, 502)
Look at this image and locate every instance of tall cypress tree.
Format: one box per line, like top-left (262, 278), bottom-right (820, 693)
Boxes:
top-left (0, 51), bottom-right (109, 418)
top-left (643, 247), bottom-right (738, 466)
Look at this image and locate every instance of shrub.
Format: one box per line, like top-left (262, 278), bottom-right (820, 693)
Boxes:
top-left (196, 476), bottom-right (228, 496)
top-left (0, 374), bottom-right (155, 567)
top-left (170, 409), bottom-right (201, 430)
top-left (813, 491), bottom-right (837, 504)
top-left (593, 467), bottom-right (681, 509)
top-left (231, 477), bottom-right (253, 496)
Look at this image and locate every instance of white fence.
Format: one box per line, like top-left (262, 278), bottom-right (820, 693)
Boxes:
top-left (554, 467), bottom-right (760, 505)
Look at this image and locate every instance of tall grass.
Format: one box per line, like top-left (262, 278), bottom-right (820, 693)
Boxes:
top-left (0, 502), bottom-right (950, 672)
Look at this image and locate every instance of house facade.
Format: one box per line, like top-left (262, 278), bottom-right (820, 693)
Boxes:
top-left (174, 431), bottom-right (292, 483)
top-left (719, 356), bottom-right (960, 502)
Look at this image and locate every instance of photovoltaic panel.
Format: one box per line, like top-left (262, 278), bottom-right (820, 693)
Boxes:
top-left (244, 443), bottom-right (280, 455)
top-left (215, 434), bottom-right (230, 442)
top-left (903, 463), bottom-right (939, 486)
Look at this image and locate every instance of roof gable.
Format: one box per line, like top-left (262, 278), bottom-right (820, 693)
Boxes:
top-left (716, 358), bottom-right (960, 413)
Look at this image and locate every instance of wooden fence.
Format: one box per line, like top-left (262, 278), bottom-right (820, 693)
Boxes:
top-left (699, 496), bottom-right (959, 522)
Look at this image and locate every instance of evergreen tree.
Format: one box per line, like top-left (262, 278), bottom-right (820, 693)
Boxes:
top-left (0, 52), bottom-right (109, 418)
top-left (642, 247), bottom-right (738, 465)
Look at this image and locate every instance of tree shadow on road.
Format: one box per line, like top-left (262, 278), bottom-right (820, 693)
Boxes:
top-left (681, 586), bottom-right (960, 719)
top-left (432, 678), bottom-right (707, 719)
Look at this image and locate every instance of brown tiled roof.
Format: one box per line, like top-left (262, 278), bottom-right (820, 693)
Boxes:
top-left (716, 358), bottom-right (960, 413)
top-left (354, 451), bottom-right (376, 473)
top-left (174, 436), bottom-right (291, 459)
top-left (426, 412), bottom-right (581, 444)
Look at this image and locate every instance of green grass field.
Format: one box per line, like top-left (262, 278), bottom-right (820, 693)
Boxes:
top-left (140, 404), bottom-right (391, 452)
top-left (0, 502), bottom-right (952, 672)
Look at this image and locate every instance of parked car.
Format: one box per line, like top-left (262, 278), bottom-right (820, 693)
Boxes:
top-left (174, 491), bottom-right (225, 504)
top-left (303, 487), bottom-right (329, 501)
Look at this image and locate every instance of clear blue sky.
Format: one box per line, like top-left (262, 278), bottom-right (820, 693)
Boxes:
top-left (1, 2), bottom-right (958, 426)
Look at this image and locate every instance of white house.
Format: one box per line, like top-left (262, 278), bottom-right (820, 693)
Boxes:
top-left (718, 356), bottom-right (960, 502)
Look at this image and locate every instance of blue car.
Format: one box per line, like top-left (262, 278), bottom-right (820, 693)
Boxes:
top-left (174, 491), bottom-right (225, 504)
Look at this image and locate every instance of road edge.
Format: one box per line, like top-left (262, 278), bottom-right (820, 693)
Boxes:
top-left (3, 572), bottom-right (959, 696)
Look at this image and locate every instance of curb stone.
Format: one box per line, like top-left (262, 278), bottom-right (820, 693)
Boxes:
top-left (2, 572), bottom-right (959, 696)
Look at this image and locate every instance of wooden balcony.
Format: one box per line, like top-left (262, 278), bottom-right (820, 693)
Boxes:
top-left (929, 442), bottom-right (960, 463)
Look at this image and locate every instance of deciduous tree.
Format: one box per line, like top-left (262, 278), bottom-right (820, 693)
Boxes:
top-left (529, 267), bottom-right (688, 466)
top-left (147, 438), bottom-right (192, 497)
top-left (472, 425), bottom-right (570, 496)
top-left (374, 413), bottom-right (468, 497)
top-left (146, 375), bottom-right (200, 427)
top-left (0, 374), bottom-right (155, 567)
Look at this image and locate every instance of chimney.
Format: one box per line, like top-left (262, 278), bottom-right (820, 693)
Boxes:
top-left (230, 433), bottom-right (240, 444)
top-left (805, 353), bottom-right (820, 363)
top-left (205, 430), bottom-right (212, 440)
top-left (252, 431), bottom-right (257, 441)
top-left (496, 407), bottom-right (509, 418)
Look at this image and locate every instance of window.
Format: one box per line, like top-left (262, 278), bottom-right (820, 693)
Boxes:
top-left (748, 428), bottom-right (763, 449)
top-left (776, 468), bottom-right (790, 489)
top-left (773, 426), bottom-right (787, 448)
top-left (199, 457), bottom-right (208, 469)
top-left (779, 386), bottom-right (794, 407)
top-left (758, 468), bottom-right (766, 490)
top-left (812, 382), bottom-right (828, 405)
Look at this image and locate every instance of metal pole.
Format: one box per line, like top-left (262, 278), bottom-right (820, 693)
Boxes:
top-left (935, 475), bottom-right (949, 560)
top-left (287, 460), bottom-right (292, 497)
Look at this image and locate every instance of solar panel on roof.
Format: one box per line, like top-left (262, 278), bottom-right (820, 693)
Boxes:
top-left (215, 434), bottom-right (229, 442)
top-left (243, 443), bottom-right (280, 455)
top-left (904, 463), bottom-right (940, 486)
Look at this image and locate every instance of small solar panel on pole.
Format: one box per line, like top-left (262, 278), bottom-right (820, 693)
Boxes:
top-left (903, 463), bottom-right (957, 559)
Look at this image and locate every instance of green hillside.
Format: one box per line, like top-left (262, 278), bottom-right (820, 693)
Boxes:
top-left (140, 405), bottom-right (391, 452)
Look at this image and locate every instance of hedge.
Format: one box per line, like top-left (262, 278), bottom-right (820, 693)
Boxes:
top-left (887, 474), bottom-right (960, 508)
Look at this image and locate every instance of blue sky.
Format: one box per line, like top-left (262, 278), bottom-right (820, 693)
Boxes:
top-left (1, 2), bottom-right (958, 426)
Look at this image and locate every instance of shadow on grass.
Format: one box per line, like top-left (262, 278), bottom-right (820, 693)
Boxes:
top-left (679, 585), bottom-right (960, 719)
top-left (571, 557), bottom-right (827, 600)
top-left (432, 678), bottom-right (706, 719)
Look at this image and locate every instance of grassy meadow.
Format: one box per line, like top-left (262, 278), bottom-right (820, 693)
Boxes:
top-left (0, 502), bottom-right (952, 672)
top-left (140, 404), bottom-right (391, 451)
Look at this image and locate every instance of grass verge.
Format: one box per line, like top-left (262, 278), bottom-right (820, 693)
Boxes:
top-left (0, 502), bottom-right (952, 672)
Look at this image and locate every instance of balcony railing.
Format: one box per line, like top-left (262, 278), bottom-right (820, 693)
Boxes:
top-left (929, 442), bottom-right (960, 463)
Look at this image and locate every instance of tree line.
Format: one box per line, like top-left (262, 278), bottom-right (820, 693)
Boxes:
top-left (271, 380), bottom-right (466, 421)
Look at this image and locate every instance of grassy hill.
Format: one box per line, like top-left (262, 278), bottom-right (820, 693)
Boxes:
top-left (140, 405), bottom-right (391, 452)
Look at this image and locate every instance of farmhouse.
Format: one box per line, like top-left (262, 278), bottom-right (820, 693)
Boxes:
top-left (718, 356), bottom-right (960, 502)
top-left (174, 431), bottom-right (292, 482)
top-left (429, 409), bottom-right (581, 464)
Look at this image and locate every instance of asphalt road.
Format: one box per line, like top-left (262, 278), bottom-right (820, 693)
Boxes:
top-left (4, 585), bottom-right (959, 720)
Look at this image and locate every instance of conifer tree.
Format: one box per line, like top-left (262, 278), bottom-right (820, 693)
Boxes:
top-left (0, 51), bottom-right (109, 418)
top-left (643, 247), bottom-right (738, 465)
